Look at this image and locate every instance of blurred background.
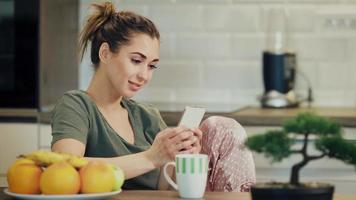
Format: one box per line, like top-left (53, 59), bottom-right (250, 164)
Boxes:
top-left (0, 0), bottom-right (356, 194)
top-left (81, 0), bottom-right (356, 112)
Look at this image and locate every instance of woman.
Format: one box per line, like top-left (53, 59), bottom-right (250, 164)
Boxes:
top-left (51, 2), bottom-right (255, 192)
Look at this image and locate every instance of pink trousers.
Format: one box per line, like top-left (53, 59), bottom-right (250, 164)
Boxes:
top-left (200, 116), bottom-right (256, 192)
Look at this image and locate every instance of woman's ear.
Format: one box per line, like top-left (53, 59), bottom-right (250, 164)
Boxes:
top-left (98, 42), bottom-right (111, 64)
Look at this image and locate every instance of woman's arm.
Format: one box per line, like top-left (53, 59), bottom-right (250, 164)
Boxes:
top-left (52, 126), bottom-right (201, 180)
top-left (52, 138), bottom-right (155, 179)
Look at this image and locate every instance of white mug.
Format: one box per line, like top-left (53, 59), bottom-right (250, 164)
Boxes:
top-left (163, 154), bottom-right (208, 199)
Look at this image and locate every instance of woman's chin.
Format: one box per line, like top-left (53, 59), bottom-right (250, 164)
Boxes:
top-left (123, 91), bottom-right (137, 98)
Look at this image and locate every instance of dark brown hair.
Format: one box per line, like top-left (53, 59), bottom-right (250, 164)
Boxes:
top-left (78, 2), bottom-right (160, 68)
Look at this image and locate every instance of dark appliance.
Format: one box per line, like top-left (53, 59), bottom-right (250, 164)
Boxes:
top-left (0, 0), bottom-right (39, 108)
top-left (261, 51), bottom-right (299, 108)
top-left (260, 8), bottom-right (301, 108)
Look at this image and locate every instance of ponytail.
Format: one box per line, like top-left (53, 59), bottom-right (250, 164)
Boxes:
top-left (78, 1), bottom-right (160, 68)
top-left (78, 2), bottom-right (115, 62)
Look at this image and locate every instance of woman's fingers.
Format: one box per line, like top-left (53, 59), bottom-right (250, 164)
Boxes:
top-left (170, 131), bottom-right (193, 145)
top-left (191, 128), bottom-right (203, 140)
top-left (179, 146), bottom-right (199, 154)
top-left (175, 136), bottom-right (198, 151)
top-left (154, 126), bottom-right (202, 162)
top-left (160, 126), bottom-right (189, 140)
top-left (187, 128), bottom-right (202, 153)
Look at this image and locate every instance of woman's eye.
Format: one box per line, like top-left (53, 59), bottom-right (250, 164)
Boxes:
top-left (149, 65), bottom-right (157, 70)
top-left (131, 59), bottom-right (141, 64)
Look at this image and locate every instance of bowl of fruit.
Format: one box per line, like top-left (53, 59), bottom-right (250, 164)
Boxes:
top-left (5, 151), bottom-right (124, 200)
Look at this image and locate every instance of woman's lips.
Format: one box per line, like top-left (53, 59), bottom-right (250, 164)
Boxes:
top-left (128, 81), bottom-right (143, 91)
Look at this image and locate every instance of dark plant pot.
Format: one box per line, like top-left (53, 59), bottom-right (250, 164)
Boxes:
top-left (251, 182), bottom-right (334, 200)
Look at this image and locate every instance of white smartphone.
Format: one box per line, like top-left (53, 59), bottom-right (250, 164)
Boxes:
top-left (178, 106), bottom-right (206, 129)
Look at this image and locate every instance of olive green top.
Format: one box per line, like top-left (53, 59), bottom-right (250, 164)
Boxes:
top-left (51, 90), bottom-right (167, 190)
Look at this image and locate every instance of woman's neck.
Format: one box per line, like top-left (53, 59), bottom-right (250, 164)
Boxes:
top-left (86, 68), bottom-right (124, 111)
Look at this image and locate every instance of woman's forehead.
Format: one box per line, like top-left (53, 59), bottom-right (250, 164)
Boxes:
top-left (124, 34), bottom-right (159, 57)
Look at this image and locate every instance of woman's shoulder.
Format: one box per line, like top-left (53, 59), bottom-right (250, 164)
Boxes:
top-left (53, 90), bottom-right (95, 114)
top-left (57, 90), bottom-right (92, 105)
top-left (61, 89), bottom-right (88, 99)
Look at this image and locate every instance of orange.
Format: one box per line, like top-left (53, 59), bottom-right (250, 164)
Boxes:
top-left (80, 161), bottom-right (115, 193)
top-left (7, 158), bottom-right (42, 194)
top-left (40, 161), bottom-right (80, 195)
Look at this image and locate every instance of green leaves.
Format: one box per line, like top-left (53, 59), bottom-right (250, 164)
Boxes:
top-left (245, 130), bottom-right (293, 162)
top-left (283, 112), bottom-right (341, 136)
top-left (316, 136), bottom-right (356, 166)
top-left (244, 111), bottom-right (356, 184)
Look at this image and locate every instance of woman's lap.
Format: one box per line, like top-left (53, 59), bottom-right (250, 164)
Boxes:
top-left (200, 116), bottom-right (256, 192)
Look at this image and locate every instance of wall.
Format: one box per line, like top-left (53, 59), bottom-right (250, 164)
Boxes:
top-left (79, 0), bottom-right (356, 112)
top-left (40, 0), bottom-right (79, 111)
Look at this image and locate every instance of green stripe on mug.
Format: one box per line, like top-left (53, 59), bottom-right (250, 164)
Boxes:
top-left (199, 157), bottom-right (202, 173)
top-left (163, 154), bottom-right (208, 199)
top-left (190, 158), bottom-right (194, 173)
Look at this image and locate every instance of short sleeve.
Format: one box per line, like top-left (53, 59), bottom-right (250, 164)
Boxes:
top-left (51, 93), bottom-right (90, 147)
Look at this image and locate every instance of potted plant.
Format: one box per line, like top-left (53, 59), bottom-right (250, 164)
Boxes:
top-left (245, 112), bottom-right (356, 200)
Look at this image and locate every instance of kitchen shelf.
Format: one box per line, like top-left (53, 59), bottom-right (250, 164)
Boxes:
top-left (160, 106), bottom-right (356, 127)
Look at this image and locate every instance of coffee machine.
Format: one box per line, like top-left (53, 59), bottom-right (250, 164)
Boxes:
top-left (261, 51), bottom-right (299, 108)
top-left (260, 8), bottom-right (300, 108)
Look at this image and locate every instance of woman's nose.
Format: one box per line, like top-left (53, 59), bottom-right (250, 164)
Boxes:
top-left (137, 66), bottom-right (150, 81)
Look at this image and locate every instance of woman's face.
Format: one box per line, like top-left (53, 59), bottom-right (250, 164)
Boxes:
top-left (103, 33), bottom-right (160, 98)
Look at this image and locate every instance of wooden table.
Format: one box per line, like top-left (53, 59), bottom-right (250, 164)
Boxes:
top-left (1, 189), bottom-right (356, 200)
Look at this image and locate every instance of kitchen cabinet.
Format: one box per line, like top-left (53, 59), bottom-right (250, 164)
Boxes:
top-left (0, 123), bottom-right (51, 187)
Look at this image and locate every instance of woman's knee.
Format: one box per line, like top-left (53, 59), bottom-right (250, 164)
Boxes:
top-left (201, 116), bottom-right (236, 131)
top-left (201, 116), bottom-right (247, 144)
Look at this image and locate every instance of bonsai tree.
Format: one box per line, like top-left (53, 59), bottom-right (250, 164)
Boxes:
top-left (246, 112), bottom-right (356, 186)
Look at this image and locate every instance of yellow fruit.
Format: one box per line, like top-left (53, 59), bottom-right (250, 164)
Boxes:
top-left (80, 161), bottom-right (115, 193)
top-left (23, 150), bottom-right (66, 166)
top-left (7, 158), bottom-right (42, 194)
top-left (21, 150), bottom-right (88, 168)
top-left (40, 161), bottom-right (80, 195)
top-left (68, 156), bottom-right (88, 169)
top-left (111, 165), bottom-right (125, 191)
top-left (11, 158), bottom-right (34, 166)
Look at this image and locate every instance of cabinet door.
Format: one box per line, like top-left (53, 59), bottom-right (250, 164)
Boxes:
top-left (39, 123), bottom-right (52, 150)
top-left (0, 123), bottom-right (39, 187)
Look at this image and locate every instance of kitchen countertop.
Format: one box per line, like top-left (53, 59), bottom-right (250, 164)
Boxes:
top-left (1, 106), bottom-right (356, 127)
top-left (160, 106), bottom-right (356, 127)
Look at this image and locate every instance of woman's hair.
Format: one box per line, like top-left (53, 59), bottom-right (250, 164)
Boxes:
top-left (78, 2), bottom-right (160, 68)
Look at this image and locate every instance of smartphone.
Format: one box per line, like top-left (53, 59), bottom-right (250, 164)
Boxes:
top-left (178, 106), bottom-right (206, 129)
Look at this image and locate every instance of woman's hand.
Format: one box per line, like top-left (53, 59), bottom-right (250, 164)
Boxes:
top-left (179, 127), bottom-right (202, 154)
top-left (145, 126), bottom-right (202, 168)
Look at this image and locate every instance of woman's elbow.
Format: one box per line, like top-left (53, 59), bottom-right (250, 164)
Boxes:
top-left (51, 138), bottom-right (86, 156)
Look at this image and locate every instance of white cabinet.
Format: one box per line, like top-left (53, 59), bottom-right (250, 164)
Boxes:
top-left (0, 123), bottom-right (51, 187)
top-left (245, 126), bottom-right (356, 195)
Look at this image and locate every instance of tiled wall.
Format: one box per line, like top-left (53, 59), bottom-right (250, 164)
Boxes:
top-left (79, 0), bottom-right (356, 111)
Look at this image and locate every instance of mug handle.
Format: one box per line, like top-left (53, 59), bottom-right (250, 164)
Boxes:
top-left (163, 161), bottom-right (178, 190)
